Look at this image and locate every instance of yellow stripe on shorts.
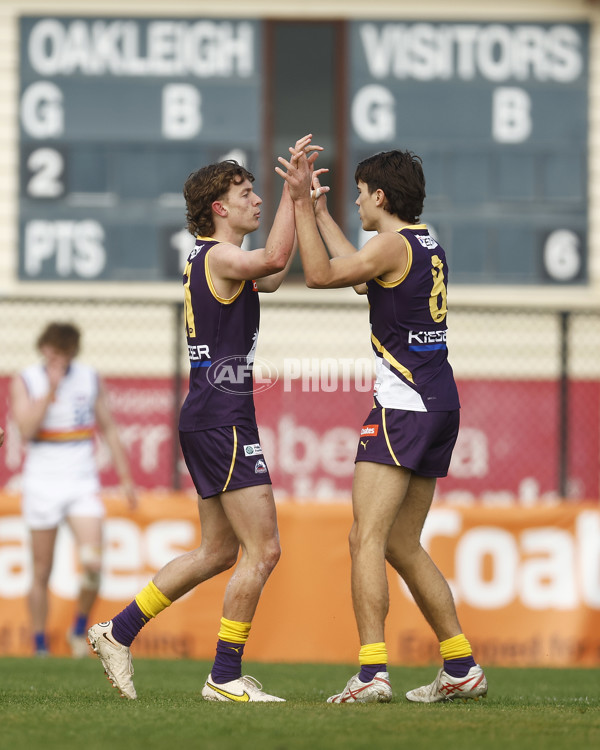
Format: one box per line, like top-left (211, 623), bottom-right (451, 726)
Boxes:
top-left (382, 409), bottom-right (401, 466)
top-left (222, 426), bottom-right (238, 491)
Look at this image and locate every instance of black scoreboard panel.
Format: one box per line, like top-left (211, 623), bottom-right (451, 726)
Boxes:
top-left (347, 21), bottom-right (589, 284)
top-left (19, 17), bottom-right (589, 285)
top-left (18, 17), bottom-right (263, 281)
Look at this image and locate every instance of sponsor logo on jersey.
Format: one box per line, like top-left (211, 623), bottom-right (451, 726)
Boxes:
top-left (408, 329), bottom-right (447, 351)
top-left (361, 425), bottom-right (379, 436)
top-left (255, 459), bottom-right (268, 474)
top-left (189, 243), bottom-right (205, 260)
top-left (415, 234), bottom-right (439, 249)
top-left (188, 344), bottom-right (211, 367)
top-left (244, 443), bottom-right (263, 456)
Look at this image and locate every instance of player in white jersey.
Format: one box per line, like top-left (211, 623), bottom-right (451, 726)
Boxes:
top-left (11, 322), bottom-right (137, 657)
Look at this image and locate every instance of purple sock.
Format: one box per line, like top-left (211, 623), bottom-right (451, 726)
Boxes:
top-left (73, 613), bottom-right (87, 637)
top-left (359, 664), bottom-right (386, 682)
top-left (110, 600), bottom-right (150, 647)
top-left (211, 640), bottom-right (246, 684)
top-left (444, 655), bottom-right (476, 678)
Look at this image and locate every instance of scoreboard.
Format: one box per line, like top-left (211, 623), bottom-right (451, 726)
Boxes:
top-left (18, 17), bottom-right (263, 281)
top-left (18, 16), bottom-right (589, 285)
top-left (348, 21), bottom-right (589, 284)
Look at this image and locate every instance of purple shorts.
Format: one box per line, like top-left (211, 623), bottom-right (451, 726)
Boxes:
top-left (179, 425), bottom-right (271, 499)
top-left (355, 406), bottom-right (460, 477)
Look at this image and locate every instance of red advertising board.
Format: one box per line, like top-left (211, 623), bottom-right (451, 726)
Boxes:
top-left (0, 376), bottom-right (598, 501)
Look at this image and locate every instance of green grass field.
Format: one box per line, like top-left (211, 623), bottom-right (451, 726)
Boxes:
top-left (0, 658), bottom-right (597, 750)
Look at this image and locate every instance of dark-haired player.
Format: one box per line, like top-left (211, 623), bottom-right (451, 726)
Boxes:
top-left (276, 147), bottom-right (487, 704)
top-left (89, 135), bottom-right (322, 702)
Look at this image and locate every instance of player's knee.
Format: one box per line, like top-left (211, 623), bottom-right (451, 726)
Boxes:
top-left (348, 522), bottom-right (359, 552)
top-left (205, 540), bottom-right (239, 573)
top-left (79, 544), bottom-right (102, 590)
top-left (259, 537), bottom-right (281, 573)
top-left (386, 541), bottom-right (421, 573)
top-left (348, 523), bottom-right (372, 558)
top-left (220, 546), bottom-right (240, 572)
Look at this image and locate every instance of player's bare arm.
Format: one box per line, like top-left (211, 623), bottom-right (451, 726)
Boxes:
top-left (304, 231), bottom-right (407, 289)
top-left (311, 169), bottom-right (368, 295)
top-left (256, 238), bottom-right (299, 293)
top-left (10, 363), bottom-right (65, 442)
top-left (95, 380), bottom-right (137, 510)
top-left (276, 150), bottom-right (407, 289)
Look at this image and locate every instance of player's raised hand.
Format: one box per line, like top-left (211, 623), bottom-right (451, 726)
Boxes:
top-left (44, 351), bottom-right (70, 392)
top-left (290, 134), bottom-right (323, 167)
top-left (311, 168), bottom-right (330, 207)
top-left (276, 134), bottom-right (324, 201)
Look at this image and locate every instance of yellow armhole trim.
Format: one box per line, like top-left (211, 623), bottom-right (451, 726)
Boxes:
top-left (374, 232), bottom-right (413, 288)
top-left (382, 409), bottom-right (401, 466)
top-left (222, 426), bottom-right (238, 492)
top-left (205, 247), bottom-right (245, 304)
top-left (371, 333), bottom-right (415, 384)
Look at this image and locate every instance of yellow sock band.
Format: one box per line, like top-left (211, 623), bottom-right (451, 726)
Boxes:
top-left (359, 642), bottom-right (388, 665)
top-left (440, 634), bottom-right (472, 660)
top-left (135, 581), bottom-right (172, 619)
top-left (218, 617), bottom-right (252, 644)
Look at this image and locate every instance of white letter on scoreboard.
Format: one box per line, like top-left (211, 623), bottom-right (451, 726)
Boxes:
top-left (352, 84), bottom-right (395, 143)
top-left (492, 86), bottom-right (532, 143)
top-left (162, 84), bottom-right (202, 139)
top-left (20, 81), bottom-right (64, 138)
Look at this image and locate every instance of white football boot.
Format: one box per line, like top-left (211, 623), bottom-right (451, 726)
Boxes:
top-left (87, 621), bottom-right (137, 700)
top-left (405, 665), bottom-right (487, 703)
top-left (202, 674), bottom-right (285, 702)
top-left (327, 672), bottom-right (392, 704)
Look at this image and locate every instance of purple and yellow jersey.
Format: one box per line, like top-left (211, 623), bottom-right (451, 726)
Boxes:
top-left (367, 224), bottom-right (460, 412)
top-left (179, 236), bottom-right (260, 431)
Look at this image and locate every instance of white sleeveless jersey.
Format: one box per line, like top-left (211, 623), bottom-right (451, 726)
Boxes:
top-left (20, 361), bottom-right (100, 484)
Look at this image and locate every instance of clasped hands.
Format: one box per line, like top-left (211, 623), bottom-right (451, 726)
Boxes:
top-left (275, 133), bottom-right (330, 205)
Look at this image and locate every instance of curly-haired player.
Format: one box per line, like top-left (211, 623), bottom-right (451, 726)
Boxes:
top-left (89, 135), bottom-right (322, 702)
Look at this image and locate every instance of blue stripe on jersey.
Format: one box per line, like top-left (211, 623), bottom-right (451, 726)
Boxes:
top-left (409, 344), bottom-right (447, 351)
top-left (190, 361), bottom-right (212, 368)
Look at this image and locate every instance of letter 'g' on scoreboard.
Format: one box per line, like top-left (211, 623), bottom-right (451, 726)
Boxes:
top-left (18, 17), bottom-right (262, 281)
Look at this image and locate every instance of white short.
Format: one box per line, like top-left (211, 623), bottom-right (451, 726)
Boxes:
top-left (22, 475), bottom-right (105, 530)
